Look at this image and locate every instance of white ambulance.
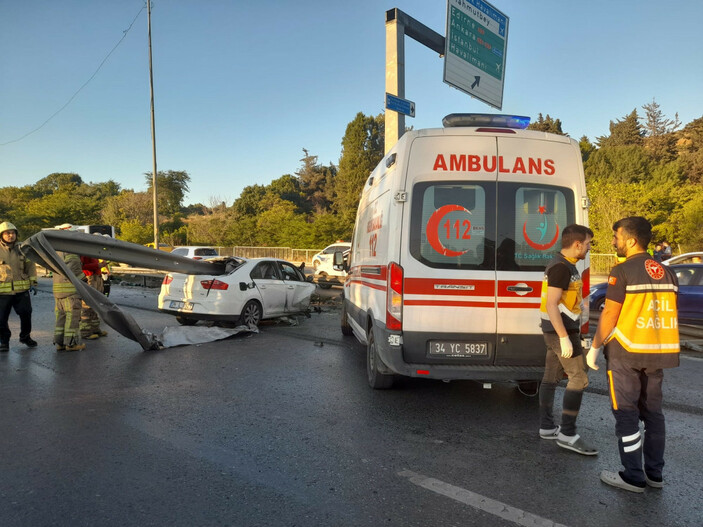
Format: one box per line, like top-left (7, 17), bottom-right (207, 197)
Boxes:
top-left (337, 114), bottom-right (590, 389)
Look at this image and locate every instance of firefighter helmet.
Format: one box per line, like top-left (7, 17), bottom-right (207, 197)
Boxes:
top-left (0, 221), bottom-right (18, 235)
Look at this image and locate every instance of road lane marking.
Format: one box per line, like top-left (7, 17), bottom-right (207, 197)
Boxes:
top-left (398, 470), bottom-right (569, 527)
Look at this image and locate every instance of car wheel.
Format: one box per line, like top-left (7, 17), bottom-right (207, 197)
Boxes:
top-left (176, 316), bottom-right (197, 326)
top-left (593, 297), bottom-right (605, 311)
top-left (341, 297), bottom-right (353, 336)
top-left (367, 326), bottom-right (394, 389)
top-left (240, 300), bottom-right (262, 327)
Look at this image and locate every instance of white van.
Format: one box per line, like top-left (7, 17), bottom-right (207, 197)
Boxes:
top-left (338, 114), bottom-right (590, 389)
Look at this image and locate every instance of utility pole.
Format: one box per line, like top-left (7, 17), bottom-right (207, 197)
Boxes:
top-left (147, 0), bottom-right (159, 249)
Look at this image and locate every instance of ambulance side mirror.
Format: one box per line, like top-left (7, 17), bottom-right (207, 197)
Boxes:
top-left (333, 250), bottom-right (349, 272)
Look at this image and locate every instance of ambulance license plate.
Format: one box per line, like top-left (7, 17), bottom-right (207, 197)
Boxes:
top-left (169, 300), bottom-right (194, 311)
top-left (428, 341), bottom-right (488, 357)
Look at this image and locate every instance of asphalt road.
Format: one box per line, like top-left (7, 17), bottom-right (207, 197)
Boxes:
top-left (1, 279), bottom-right (702, 526)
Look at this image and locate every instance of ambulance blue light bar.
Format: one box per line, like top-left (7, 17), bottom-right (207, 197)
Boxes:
top-left (442, 114), bottom-right (531, 129)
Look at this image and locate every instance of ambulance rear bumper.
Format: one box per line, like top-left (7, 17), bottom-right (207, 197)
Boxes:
top-left (373, 321), bottom-right (546, 382)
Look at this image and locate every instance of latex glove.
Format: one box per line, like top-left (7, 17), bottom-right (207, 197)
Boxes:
top-left (586, 346), bottom-right (602, 370)
top-left (559, 336), bottom-right (573, 358)
top-left (28, 286), bottom-right (37, 295)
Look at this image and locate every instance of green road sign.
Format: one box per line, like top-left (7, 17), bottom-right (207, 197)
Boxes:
top-left (444, 0), bottom-right (509, 110)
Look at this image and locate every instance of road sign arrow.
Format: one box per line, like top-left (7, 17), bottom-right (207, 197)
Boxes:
top-left (471, 76), bottom-right (480, 89)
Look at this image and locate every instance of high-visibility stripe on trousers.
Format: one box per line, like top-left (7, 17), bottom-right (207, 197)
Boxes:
top-left (55, 295), bottom-right (82, 347)
top-left (607, 361), bottom-right (666, 484)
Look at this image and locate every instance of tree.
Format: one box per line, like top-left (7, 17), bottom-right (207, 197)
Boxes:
top-left (232, 184), bottom-right (266, 217)
top-left (333, 112), bottom-right (384, 235)
top-left (579, 136), bottom-right (596, 164)
top-left (296, 149), bottom-right (336, 214)
top-left (267, 174), bottom-right (304, 211)
top-left (144, 170), bottom-right (191, 215)
top-left (596, 109), bottom-right (644, 148)
top-left (34, 173), bottom-right (83, 195)
top-left (527, 114), bottom-right (566, 135)
top-left (641, 98), bottom-right (681, 161)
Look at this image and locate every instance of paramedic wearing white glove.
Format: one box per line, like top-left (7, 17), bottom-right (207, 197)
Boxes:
top-left (537, 224), bottom-right (598, 456)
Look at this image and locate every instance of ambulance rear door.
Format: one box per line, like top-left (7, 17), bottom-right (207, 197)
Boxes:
top-left (493, 135), bottom-right (581, 366)
top-left (401, 133), bottom-right (500, 367)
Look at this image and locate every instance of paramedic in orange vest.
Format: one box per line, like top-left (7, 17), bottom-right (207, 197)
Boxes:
top-left (538, 224), bottom-right (597, 456)
top-left (587, 216), bottom-right (679, 493)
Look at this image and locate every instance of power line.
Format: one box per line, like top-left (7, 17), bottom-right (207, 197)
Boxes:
top-left (0, 4), bottom-right (147, 147)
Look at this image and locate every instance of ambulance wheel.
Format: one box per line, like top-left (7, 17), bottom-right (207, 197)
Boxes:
top-left (367, 327), bottom-right (394, 389)
top-left (341, 299), bottom-right (353, 336)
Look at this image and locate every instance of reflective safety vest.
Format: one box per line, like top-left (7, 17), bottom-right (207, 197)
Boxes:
top-left (605, 253), bottom-right (679, 369)
top-left (0, 242), bottom-right (37, 295)
top-left (53, 252), bottom-right (85, 298)
top-left (539, 253), bottom-right (583, 333)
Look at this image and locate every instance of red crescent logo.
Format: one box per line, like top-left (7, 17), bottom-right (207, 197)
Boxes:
top-left (523, 222), bottom-right (559, 250)
top-left (426, 204), bottom-right (471, 257)
top-left (645, 259), bottom-right (665, 280)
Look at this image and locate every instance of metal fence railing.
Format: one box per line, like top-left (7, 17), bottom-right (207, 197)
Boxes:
top-left (215, 246), bottom-right (322, 264)
top-left (590, 253), bottom-right (618, 277)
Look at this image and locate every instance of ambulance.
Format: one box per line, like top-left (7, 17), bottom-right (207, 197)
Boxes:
top-left (337, 114), bottom-right (590, 389)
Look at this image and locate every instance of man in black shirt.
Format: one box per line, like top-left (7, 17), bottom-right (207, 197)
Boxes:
top-left (538, 224), bottom-right (597, 456)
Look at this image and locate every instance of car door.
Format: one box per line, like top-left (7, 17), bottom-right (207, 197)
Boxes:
top-left (674, 266), bottom-right (703, 324)
top-left (250, 261), bottom-right (286, 316)
top-left (278, 261), bottom-right (315, 312)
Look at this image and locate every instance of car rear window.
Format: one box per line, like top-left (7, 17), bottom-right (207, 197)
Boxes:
top-left (194, 248), bottom-right (218, 257)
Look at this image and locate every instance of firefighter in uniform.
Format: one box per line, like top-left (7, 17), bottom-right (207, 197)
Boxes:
top-left (0, 221), bottom-right (38, 351)
top-left (538, 224), bottom-right (598, 455)
top-left (53, 225), bottom-right (87, 352)
top-left (588, 216), bottom-right (679, 493)
top-left (79, 254), bottom-right (107, 340)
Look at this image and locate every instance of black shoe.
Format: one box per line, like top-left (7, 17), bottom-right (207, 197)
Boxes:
top-left (20, 337), bottom-right (38, 348)
top-left (0, 342), bottom-right (8, 352)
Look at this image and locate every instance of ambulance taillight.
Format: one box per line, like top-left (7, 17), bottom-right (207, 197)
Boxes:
top-left (386, 262), bottom-right (403, 330)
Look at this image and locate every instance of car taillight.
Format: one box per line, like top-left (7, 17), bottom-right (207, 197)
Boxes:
top-left (162, 275), bottom-right (173, 285)
top-left (193, 256), bottom-right (202, 260)
top-left (386, 262), bottom-right (403, 330)
top-left (200, 279), bottom-right (229, 290)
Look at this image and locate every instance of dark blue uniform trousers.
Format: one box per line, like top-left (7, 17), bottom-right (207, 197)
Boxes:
top-left (607, 361), bottom-right (666, 485)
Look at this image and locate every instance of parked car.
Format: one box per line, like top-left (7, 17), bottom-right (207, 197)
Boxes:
top-left (312, 242), bottom-right (351, 288)
top-left (590, 263), bottom-right (703, 325)
top-left (170, 246), bottom-right (219, 260)
top-left (158, 257), bottom-right (316, 326)
top-left (664, 252), bottom-right (703, 265)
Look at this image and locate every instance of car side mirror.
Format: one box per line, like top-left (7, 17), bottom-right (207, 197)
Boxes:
top-left (333, 250), bottom-right (349, 272)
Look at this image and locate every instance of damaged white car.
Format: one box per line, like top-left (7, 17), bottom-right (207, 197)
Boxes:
top-left (158, 257), bottom-right (316, 326)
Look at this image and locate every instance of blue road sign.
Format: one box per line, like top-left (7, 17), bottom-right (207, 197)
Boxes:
top-left (385, 93), bottom-right (416, 118)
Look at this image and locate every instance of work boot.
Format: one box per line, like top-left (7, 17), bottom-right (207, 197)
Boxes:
top-left (98, 330), bottom-right (108, 337)
top-left (20, 336), bottom-right (38, 347)
top-left (64, 343), bottom-right (86, 352)
top-left (0, 342), bottom-right (8, 352)
top-left (84, 333), bottom-right (100, 340)
top-left (56, 345), bottom-right (66, 352)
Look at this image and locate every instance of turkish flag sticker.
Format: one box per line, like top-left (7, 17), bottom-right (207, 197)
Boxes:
top-left (608, 276), bottom-right (617, 285)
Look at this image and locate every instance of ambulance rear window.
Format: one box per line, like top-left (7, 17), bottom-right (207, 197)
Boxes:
top-left (410, 182), bottom-right (494, 269)
top-left (497, 184), bottom-right (575, 271)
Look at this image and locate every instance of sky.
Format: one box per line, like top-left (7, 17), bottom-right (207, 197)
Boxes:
top-left (1, 0), bottom-right (702, 207)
